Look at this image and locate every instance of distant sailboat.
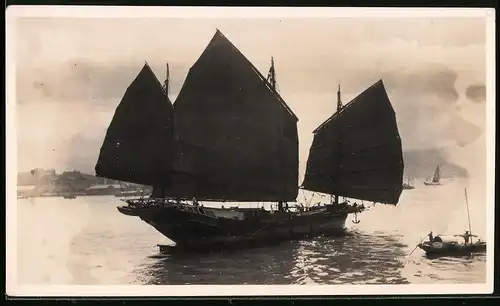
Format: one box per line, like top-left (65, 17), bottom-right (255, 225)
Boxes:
top-left (402, 176), bottom-right (415, 190)
top-left (424, 165), bottom-right (441, 186)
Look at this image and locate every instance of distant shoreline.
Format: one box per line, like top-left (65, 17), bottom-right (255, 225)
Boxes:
top-left (17, 193), bottom-right (152, 199)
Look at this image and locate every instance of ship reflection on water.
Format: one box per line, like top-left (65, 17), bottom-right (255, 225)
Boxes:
top-left (137, 231), bottom-right (409, 285)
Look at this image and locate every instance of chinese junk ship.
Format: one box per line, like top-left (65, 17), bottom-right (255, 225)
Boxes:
top-left (95, 30), bottom-right (404, 252)
top-left (424, 165), bottom-right (441, 186)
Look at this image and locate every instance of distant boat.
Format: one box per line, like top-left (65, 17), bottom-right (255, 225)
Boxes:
top-left (424, 165), bottom-right (441, 186)
top-left (418, 238), bottom-right (486, 257)
top-left (402, 176), bottom-right (415, 190)
top-left (417, 188), bottom-right (486, 257)
top-left (63, 195), bottom-right (77, 199)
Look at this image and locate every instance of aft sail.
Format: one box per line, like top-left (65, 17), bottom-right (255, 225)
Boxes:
top-left (301, 80), bottom-right (404, 205)
top-left (432, 165), bottom-right (441, 183)
top-left (168, 30), bottom-right (299, 202)
top-left (95, 63), bottom-right (175, 187)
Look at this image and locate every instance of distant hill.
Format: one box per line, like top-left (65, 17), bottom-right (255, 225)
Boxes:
top-left (17, 169), bottom-right (124, 187)
top-left (402, 148), bottom-right (468, 179)
top-left (17, 168), bottom-right (57, 186)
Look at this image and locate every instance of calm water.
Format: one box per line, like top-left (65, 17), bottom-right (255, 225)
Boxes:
top-left (16, 178), bottom-right (487, 285)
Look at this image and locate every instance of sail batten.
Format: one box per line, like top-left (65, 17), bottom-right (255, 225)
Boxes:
top-left (302, 79), bottom-right (404, 205)
top-left (95, 63), bottom-right (174, 186)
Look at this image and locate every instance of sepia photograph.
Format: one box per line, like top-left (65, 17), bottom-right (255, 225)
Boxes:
top-left (5, 6), bottom-right (495, 296)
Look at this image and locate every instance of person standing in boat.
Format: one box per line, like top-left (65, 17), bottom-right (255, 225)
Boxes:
top-left (428, 231), bottom-right (434, 243)
top-left (455, 231), bottom-right (477, 245)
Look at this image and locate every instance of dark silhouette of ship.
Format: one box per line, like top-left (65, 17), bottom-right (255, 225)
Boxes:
top-left (424, 165), bottom-right (441, 186)
top-left (95, 30), bottom-right (404, 252)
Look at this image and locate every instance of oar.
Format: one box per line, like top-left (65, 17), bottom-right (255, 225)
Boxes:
top-left (407, 235), bottom-right (426, 257)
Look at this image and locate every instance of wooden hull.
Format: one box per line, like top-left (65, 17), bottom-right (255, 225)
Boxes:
top-left (117, 200), bottom-right (355, 252)
top-left (424, 181), bottom-right (440, 186)
top-left (418, 241), bottom-right (486, 257)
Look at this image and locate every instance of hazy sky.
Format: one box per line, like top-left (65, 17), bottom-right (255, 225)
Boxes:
top-left (14, 16), bottom-right (488, 176)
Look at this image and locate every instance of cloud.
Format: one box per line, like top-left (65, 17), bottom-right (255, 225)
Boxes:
top-left (446, 114), bottom-right (483, 147)
top-left (16, 60), bottom-right (186, 107)
top-left (65, 132), bottom-right (105, 173)
top-left (382, 64), bottom-right (460, 104)
top-left (465, 84), bottom-right (486, 103)
top-left (366, 64), bottom-right (470, 151)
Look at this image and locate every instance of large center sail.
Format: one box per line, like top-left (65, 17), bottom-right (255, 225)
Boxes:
top-left (95, 63), bottom-right (174, 187)
top-left (168, 29), bottom-right (299, 202)
top-left (301, 80), bottom-right (404, 205)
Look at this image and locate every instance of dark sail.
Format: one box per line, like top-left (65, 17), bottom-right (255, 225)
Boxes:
top-left (301, 80), bottom-right (404, 205)
top-left (432, 165), bottom-right (440, 183)
top-left (168, 30), bottom-right (299, 202)
top-left (95, 63), bottom-right (174, 187)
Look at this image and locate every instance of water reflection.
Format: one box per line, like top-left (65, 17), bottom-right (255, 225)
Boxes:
top-left (137, 231), bottom-right (410, 285)
top-left (408, 252), bottom-right (487, 284)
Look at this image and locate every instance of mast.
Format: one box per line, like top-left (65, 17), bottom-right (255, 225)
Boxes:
top-left (267, 57), bottom-right (277, 91)
top-left (268, 57), bottom-right (284, 203)
top-left (334, 82), bottom-right (343, 206)
top-left (159, 62), bottom-right (171, 198)
top-left (268, 57), bottom-right (287, 203)
top-left (464, 188), bottom-right (473, 243)
top-left (163, 63), bottom-right (170, 98)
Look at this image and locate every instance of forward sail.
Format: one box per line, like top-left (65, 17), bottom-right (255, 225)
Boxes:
top-left (301, 80), bottom-right (404, 205)
top-left (168, 30), bottom-right (299, 202)
top-left (95, 63), bottom-right (175, 187)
